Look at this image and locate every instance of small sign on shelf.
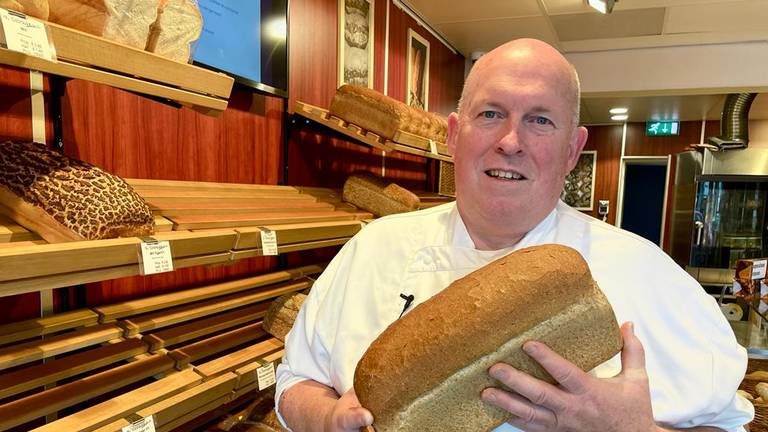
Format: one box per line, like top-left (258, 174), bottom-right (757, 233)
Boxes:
top-left (0, 8), bottom-right (56, 62)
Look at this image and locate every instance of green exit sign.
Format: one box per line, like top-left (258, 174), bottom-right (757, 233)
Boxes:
top-left (646, 121), bottom-right (680, 136)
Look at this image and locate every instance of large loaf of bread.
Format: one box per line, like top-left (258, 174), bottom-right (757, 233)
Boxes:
top-left (47, 0), bottom-right (159, 49)
top-left (0, 141), bottom-right (154, 242)
top-left (329, 85), bottom-right (448, 144)
top-left (354, 244), bottom-right (623, 432)
top-left (342, 172), bottom-right (420, 217)
top-left (0, 0), bottom-right (49, 19)
top-left (145, 0), bottom-right (202, 62)
top-left (263, 292), bottom-right (307, 342)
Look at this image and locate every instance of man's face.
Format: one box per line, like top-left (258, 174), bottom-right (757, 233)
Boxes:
top-left (447, 51), bottom-right (587, 243)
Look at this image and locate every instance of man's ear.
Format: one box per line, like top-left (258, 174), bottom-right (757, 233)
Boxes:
top-left (567, 126), bottom-right (589, 170)
top-left (447, 113), bottom-right (460, 155)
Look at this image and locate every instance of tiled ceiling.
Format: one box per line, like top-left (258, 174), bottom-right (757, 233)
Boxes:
top-left (403, 0), bottom-right (768, 125)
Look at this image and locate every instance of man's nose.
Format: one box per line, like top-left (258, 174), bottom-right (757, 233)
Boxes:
top-left (496, 122), bottom-right (524, 155)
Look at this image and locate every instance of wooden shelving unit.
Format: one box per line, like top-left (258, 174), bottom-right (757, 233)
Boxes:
top-left (0, 21), bottom-right (234, 115)
top-left (295, 100), bottom-right (454, 162)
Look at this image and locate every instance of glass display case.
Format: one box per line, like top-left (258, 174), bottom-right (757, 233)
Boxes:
top-left (690, 175), bottom-right (768, 269)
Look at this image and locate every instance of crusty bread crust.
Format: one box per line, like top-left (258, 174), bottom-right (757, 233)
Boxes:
top-left (354, 244), bottom-right (623, 431)
top-left (0, 141), bottom-right (154, 242)
top-left (329, 85), bottom-right (448, 143)
top-left (342, 172), bottom-right (420, 217)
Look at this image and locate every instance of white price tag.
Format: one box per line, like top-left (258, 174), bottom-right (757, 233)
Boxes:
top-left (139, 240), bottom-right (173, 275)
top-left (122, 416), bottom-right (156, 432)
top-left (260, 228), bottom-right (278, 256)
top-left (428, 139), bottom-right (438, 155)
top-left (761, 281), bottom-right (768, 298)
top-left (0, 9), bottom-right (55, 61)
top-left (752, 259), bottom-right (767, 280)
top-left (732, 280), bottom-right (742, 295)
top-left (257, 362), bottom-right (276, 390)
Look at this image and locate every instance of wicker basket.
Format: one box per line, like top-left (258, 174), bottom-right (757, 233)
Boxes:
top-left (753, 404), bottom-right (768, 432)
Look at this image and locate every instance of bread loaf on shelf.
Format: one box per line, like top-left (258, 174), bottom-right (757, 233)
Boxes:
top-left (329, 84), bottom-right (448, 143)
top-left (263, 292), bottom-right (307, 342)
top-left (0, 0), bottom-right (49, 19)
top-left (342, 172), bottom-right (420, 217)
top-left (354, 244), bottom-right (623, 432)
top-left (47, 0), bottom-right (159, 49)
top-left (145, 0), bottom-right (202, 62)
top-left (0, 141), bottom-right (154, 242)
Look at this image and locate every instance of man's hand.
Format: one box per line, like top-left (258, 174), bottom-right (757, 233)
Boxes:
top-left (280, 381), bottom-right (373, 432)
top-left (481, 322), bottom-right (656, 432)
top-left (325, 388), bottom-right (374, 432)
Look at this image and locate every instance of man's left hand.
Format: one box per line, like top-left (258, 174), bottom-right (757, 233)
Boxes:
top-left (481, 322), bottom-right (656, 432)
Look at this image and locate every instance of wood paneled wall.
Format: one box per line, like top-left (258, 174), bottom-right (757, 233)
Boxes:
top-left (582, 124), bottom-right (623, 225)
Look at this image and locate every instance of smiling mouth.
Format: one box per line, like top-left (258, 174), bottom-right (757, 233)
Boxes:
top-left (485, 169), bottom-right (526, 180)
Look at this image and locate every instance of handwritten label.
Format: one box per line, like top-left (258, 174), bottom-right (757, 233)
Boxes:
top-left (0, 8), bottom-right (55, 61)
top-left (753, 259), bottom-right (767, 280)
top-left (257, 362), bottom-right (276, 390)
top-left (260, 228), bottom-right (278, 256)
top-left (139, 240), bottom-right (173, 275)
top-left (122, 416), bottom-right (156, 432)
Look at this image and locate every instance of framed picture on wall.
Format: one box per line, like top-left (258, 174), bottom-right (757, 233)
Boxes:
top-left (406, 29), bottom-right (429, 111)
top-left (338, 0), bottom-right (375, 88)
top-left (561, 150), bottom-right (597, 211)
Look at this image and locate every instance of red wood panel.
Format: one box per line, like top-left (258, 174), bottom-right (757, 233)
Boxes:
top-left (59, 80), bottom-right (283, 305)
top-left (582, 124), bottom-right (623, 225)
top-left (0, 65), bottom-right (33, 141)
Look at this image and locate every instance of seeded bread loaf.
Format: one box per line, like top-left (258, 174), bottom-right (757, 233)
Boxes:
top-left (329, 85), bottom-right (447, 143)
top-left (263, 292), bottom-right (307, 342)
top-left (47, 0), bottom-right (159, 49)
top-left (354, 244), bottom-right (623, 432)
top-left (0, 141), bottom-right (154, 242)
top-left (342, 172), bottom-right (420, 217)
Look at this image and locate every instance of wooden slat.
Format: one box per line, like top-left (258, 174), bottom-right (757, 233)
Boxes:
top-left (0, 252), bottom-right (232, 297)
top-left (45, 22), bottom-right (233, 98)
top-left (94, 265), bottom-right (320, 323)
top-left (230, 238), bottom-right (352, 261)
top-left (120, 280), bottom-right (312, 335)
top-left (0, 230), bottom-right (237, 282)
top-left (392, 129), bottom-right (451, 156)
top-left (127, 179), bottom-right (298, 193)
top-left (0, 309), bottom-right (98, 346)
top-left (234, 349), bottom-right (284, 390)
top-left (172, 322), bottom-right (267, 364)
top-left (392, 143), bottom-right (454, 162)
top-left (149, 200), bottom-right (335, 216)
top-left (168, 211), bottom-right (359, 230)
top-left (0, 338), bottom-right (148, 400)
top-left (137, 190), bottom-right (314, 200)
top-left (0, 354), bottom-right (175, 431)
top-left (154, 391), bottom-right (234, 432)
top-left (154, 215), bottom-right (174, 232)
top-left (135, 372), bottom-right (239, 428)
top-left (143, 303), bottom-right (269, 351)
top-left (194, 338), bottom-right (284, 379)
top-left (31, 368), bottom-right (202, 432)
top-left (0, 47), bottom-right (229, 115)
top-left (232, 221), bottom-right (362, 250)
top-left (0, 324), bottom-right (123, 371)
top-left (0, 214), bottom-right (39, 243)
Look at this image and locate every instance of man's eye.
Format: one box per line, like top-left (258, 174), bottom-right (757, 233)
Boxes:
top-left (534, 116), bottom-right (552, 125)
top-left (480, 111), bottom-right (500, 119)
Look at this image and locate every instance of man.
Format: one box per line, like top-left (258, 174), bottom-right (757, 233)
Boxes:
top-left (275, 39), bottom-right (753, 431)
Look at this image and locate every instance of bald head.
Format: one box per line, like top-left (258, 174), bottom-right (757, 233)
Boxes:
top-left (458, 39), bottom-right (581, 127)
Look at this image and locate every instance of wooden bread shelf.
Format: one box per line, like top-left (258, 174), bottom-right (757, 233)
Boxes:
top-left (295, 100), bottom-right (454, 162)
top-left (0, 267), bottom-right (304, 431)
top-left (0, 21), bottom-right (234, 115)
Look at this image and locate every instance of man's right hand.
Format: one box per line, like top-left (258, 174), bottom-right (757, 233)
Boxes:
top-left (280, 381), bottom-right (373, 432)
top-left (324, 388), bottom-right (374, 431)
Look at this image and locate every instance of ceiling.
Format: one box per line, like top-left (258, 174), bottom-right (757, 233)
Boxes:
top-left (402, 0), bottom-right (768, 125)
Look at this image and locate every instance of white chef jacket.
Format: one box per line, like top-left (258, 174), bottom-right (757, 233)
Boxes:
top-left (276, 201), bottom-right (754, 431)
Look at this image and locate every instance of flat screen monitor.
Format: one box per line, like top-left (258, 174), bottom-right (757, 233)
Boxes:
top-left (193, 0), bottom-right (288, 98)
